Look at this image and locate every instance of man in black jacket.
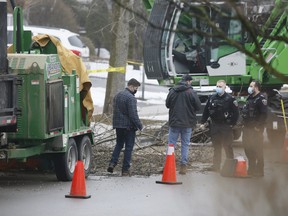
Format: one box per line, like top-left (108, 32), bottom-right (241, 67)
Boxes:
top-left (166, 75), bottom-right (201, 174)
top-left (201, 80), bottom-right (239, 171)
top-left (107, 78), bottom-right (143, 176)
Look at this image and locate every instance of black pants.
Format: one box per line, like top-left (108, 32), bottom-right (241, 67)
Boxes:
top-left (110, 128), bottom-right (136, 171)
top-left (242, 126), bottom-right (264, 174)
top-left (210, 124), bottom-right (234, 169)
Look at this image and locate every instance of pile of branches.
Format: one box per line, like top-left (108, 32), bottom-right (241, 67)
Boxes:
top-left (90, 114), bottom-right (211, 148)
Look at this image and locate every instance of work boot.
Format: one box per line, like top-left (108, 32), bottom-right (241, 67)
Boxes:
top-left (254, 163), bottom-right (264, 177)
top-left (179, 164), bottom-right (187, 175)
top-left (253, 172), bottom-right (264, 177)
top-left (122, 170), bottom-right (131, 177)
top-left (254, 169), bottom-right (264, 177)
top-left (107, 163), bottom-right (115, 173)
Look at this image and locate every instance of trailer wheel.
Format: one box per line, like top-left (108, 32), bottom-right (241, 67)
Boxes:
top-left (54, 138), bottom-right (78, 181)
top-left (78, 136), bottom-right (92, 177)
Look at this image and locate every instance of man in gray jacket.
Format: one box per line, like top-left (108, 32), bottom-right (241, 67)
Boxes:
top-left (166, 75), bottom-right (201, 174)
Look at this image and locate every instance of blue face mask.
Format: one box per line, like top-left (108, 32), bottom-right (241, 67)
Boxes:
top-left (215, 87), bottom-right (224, 95)
top-left (248, 87), bottom-right (254, 94)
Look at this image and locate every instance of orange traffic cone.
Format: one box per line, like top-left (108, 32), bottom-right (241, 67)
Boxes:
top-left (234, 156), bottom-right (248, 178)
top-left (65, 160), bottom-right (91, 199)
top-left (156, 144), bottom-right (182, 185)
top-left (282, 132), bottom-right (288, 162)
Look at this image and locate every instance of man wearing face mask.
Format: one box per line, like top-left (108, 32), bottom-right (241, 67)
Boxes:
top-left (201, 80), bottom-right (239, 171)
top-left (107, 78), bottom-right (143, 176)
top-left (166, 74), bottom-right (201, 174)
top-left (242, 80), bottom-right (267, 177)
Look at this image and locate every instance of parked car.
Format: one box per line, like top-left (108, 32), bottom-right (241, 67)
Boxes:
top-left (95, 48), bottom-right (110, 59)
top-left (7, 25), bottom-right (90, 59)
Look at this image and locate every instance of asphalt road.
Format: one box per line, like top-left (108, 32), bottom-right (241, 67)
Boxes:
top-left (1, 77), bottom-right (287, 216)
top-left (0, 146), bottom-right (287, 216)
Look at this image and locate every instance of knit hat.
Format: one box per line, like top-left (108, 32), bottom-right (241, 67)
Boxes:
top-left (182, 74), bottom-right (193, 81)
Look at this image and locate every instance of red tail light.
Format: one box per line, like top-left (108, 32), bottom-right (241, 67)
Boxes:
top-left (0, 116), bottom-right (16, 125)
top-left (11, 116), bottom-right (17, 124)
top-left (71, 50), bottom-right (81, 56)
top-left (1, 119), bottom-right (6, 125)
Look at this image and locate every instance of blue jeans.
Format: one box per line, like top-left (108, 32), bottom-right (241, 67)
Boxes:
top-left (110, 128), bottom-right (136, 171)
top-left (168, 127), bottom-right (192, 165)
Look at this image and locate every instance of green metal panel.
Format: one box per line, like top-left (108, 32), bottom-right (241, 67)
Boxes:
top-left (12, 7), bottom-right (32, 53)
top-left (142, 0), bottom-right (154, 11)
top-left (247, 2), bottom-right (288, 88)
top-left (62, 72), bottom-right (81, 133)
top-left (4, 53), bottom-right (93, 161)
top-left (63, 75), bottom-right (75, 132)
top-left (273, 44), bottom-right (288, 74)
top-left (74, 70), bottom-right (81, 130)
top-left (161, 74), bottom-right (253, 88)
top-left (40, 40), bottom-right (58, 55)
top-left (27, 72), bottom-right (45, 137)
top-left (64, 87), bottom-right (69, 133)
top-left (5, 143), bottom-right (46, 159)
top-left (7, 54), bottom-right (62, 141)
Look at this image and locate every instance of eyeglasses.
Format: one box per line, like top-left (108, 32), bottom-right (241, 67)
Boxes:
top-left (216, 86), bottom-right (223, 88)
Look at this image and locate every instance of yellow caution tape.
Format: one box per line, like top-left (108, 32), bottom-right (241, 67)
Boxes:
top-left (87, 60), bottom-right (143, 74)
top-left (127, 60), bottom-right (143, 66)
top-left (87, 66), bottom-right (126, 74)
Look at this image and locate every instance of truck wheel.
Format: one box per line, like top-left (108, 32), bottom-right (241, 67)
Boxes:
top-left (78, 136), bottom-right (92, 177)
top-left (54, 138), bottom-right (78, 181)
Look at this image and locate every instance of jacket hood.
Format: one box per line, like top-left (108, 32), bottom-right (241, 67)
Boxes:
top-left (173, 80), bottom-right (192, 92)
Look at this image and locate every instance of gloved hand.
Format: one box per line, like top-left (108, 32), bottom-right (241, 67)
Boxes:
top-left (138, 126), bottom-right (145, 135)
top-left (199, 124), bottom-right (206, 130)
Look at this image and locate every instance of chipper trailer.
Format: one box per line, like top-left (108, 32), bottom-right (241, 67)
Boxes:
top-left (0, 1), bottom-right (94, 181)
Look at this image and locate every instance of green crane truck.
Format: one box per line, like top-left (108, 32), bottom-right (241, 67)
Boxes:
top-left (142, 0), bottom-right (288, 143)
top-left (0, 1), bottom-right (94, 181)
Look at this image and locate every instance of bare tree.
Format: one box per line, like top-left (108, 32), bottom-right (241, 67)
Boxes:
top-left (85, 1), bottom-right (113, 52)
top-left (103, 0), bottom-right (135, 115)
top-left (21, 0), bottom-right (78, 32)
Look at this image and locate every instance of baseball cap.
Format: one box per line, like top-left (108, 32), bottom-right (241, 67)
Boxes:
top-left (182, 74), bottom-right (193, 81)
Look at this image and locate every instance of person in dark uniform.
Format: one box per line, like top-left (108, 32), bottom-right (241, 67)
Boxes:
top-left (201, 80), bottom-right (239, 171)
top-left (242, 80), bottom-right (267, 177)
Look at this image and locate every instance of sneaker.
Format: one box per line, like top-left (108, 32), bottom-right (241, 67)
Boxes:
top-left (107, 164), bottom-right (115, 173)
top-left (179, 165), bottom-right (187, 175)
top-left (122, 170), bottom-right (131, 177)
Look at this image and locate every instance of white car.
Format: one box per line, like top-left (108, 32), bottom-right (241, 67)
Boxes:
top-left (7, 25), bottom-right (90, 59)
